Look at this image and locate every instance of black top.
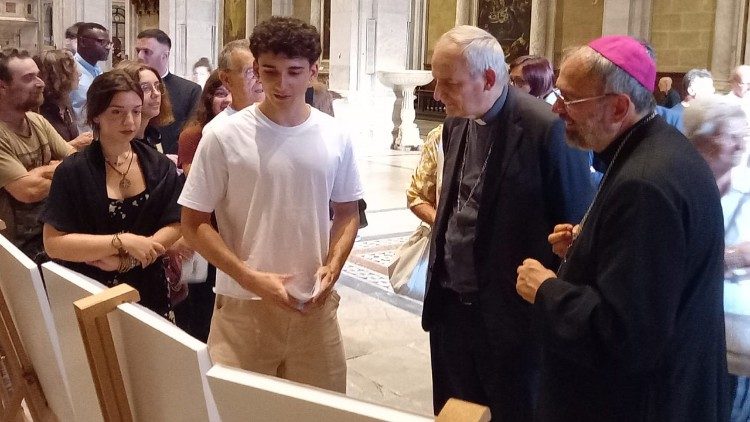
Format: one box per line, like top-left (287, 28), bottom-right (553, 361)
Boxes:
top-left (40, 140), bottom-right (183, 316)
top-left (159, 73), bottom-right (201, 154)
top-left (534, 115), bottom-right (729, 421)
top-left (443, 89), bottom-right (507, 294)
top-left (39, 101), bottom-right (78, 142)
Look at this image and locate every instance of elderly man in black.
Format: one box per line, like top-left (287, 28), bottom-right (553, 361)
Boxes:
top-left (424, 25), bottom-right (594, 420)
top-left (517, 35), bottom-right (730, 421)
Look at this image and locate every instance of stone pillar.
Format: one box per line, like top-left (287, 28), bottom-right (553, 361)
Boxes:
top-left (272, 0), bottom-right (293, 16)
top-left (310, 0), bottom-right (322, 30)
top-left (246, 0), bottom-right (257, 32)
top-left (160, 0), bottom-right (219, 78)
top-left (602, 0), bottom-right (651, 39)
top-left (328, 0), bottom-right (415, 151)
top-left (529, 0), bottom-right (554, 57)
top-left (455, 0), bottom-right (472, 26)
top-left (711, 0), bottom-right (744, 89)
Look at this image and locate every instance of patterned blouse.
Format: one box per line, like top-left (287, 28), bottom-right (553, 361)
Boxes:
top-left (406, 124), bottom-right (443, 209)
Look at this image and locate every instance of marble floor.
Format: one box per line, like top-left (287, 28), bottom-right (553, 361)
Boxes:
top-left (337, 119), bottom-right (440, 417)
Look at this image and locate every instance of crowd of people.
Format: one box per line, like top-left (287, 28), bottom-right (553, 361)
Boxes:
top-left (0, 14), bottom-right (748, 422)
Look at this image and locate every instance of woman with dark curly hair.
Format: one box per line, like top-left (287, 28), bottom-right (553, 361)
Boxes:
top-left (115, 60), bottom-right (175, 152)
top-left (41, 69), bottom-right (183, 319)
top-left (34, 50), bottom-right (94, 150)
top-left (177, 70), bottom-right (231, 174)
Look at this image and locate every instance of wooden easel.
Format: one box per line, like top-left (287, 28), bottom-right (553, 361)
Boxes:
top-left (74, 283), bottom-right (140, 422)
top-left (0, 284), bottom-right (55, 421)
top-left (436, 398), bottom-right (491, 422)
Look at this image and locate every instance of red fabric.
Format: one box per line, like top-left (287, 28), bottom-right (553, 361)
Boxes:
top-left (177, 124), bottom-right (203, 168)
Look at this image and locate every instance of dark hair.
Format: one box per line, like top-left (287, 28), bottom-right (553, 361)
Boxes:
top-left (34, 50), bottom-right (78, 101)
top-left (77, 22), bottom-right (107, 39)
top-left (218, 39), bottom-right (250, 71)
top-left (115, 60), bottom-right (175, 127)
top-left (509, 55), bottom-right (535, 74)
top-left (193, 57), bottom-right (212, 71)
top-left (683, 68), bottom-right (713, 92)
top-left (520, 56), bottom-right (555, 98)
top-left (0, 48), bottom-right (31, 83)
top-left (137, 28), bottom-right (171, 50)
top-left (188, 70), bottom-right (225, 128)
top-left (65, 22), bottom-right (84, 39)
top-left (85, 70), bottom-right (143, 129)
top-left (249, 17), bottom-right (321, 64)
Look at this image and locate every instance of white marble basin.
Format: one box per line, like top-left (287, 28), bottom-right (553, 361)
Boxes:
top-left (377, 70), bottom-right (434, 88)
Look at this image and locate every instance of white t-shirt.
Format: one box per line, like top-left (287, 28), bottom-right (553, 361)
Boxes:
top-left (202, 105), bottom-right (238, 134)
top-left (723, 166), bottom-right (750, 315)
top-left (178, 105), bottom-right (364, 300)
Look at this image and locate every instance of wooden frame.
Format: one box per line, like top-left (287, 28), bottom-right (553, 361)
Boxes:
top-left (74, 284), bottom-right (140, 422)
top-left (0, 285), bottom-right (55, 421)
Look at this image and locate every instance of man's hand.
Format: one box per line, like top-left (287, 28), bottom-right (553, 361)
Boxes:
top-left (69, 131), bottom-right (94, 151)
top-left (516, 258), bottom-right (557, 304)
top-left (301, 265), bottom-right (341, 312)
top-left (245, 270), bottom-right (299, 311)
top-left (548, 224), bottom-right (580, 258)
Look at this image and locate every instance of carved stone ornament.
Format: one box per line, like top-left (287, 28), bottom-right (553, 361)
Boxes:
top-left (130, 0), bottom-right (159, 15)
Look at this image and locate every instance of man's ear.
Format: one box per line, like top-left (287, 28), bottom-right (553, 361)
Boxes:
top-left (610, 94), bottom-right (632, 123)
top-left (484, 68), bottom-right (496, 90)
top-left (310, 61), bottom-right (319, 81)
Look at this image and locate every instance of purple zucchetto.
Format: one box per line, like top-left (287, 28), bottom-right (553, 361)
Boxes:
top-left (588, 35), bottom-right (656, 91)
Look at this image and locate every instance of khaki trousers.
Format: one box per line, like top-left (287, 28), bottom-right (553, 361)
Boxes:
top-left (207, 291), bottom-right (346, 393)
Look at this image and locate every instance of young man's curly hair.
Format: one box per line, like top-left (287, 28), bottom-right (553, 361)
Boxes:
top-left (249, 17), bottom-right (322, 64)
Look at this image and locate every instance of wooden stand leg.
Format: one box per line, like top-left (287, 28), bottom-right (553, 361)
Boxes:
top-left (436, 398), bottom-right (491, 422)
top-left (0, 285), bottom-right (56, 421)
top-left (74, 284), bottom-right (140, 422)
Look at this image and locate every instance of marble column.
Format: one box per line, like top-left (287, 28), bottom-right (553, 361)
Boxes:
top-left (328, 0), bottom-right (417, 151)
top-left (602, 0), bottom-right (651, 39)
top-left (529, 0), bottom-right (555, 58)
top-left (455, 0), bottom-right (473, 26)
top-left (711, 0), bottom-right (744, 89)
top-left (272, 0), bottom-right (293, 16)
top-left (160, 0), bottom-right (219, 78)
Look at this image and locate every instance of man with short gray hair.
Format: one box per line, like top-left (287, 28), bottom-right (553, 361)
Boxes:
top-left (517, 35), bottom-right (729, 421)
top-left (423, 25), bottom-right (593, 419)
top-left (202, 39), bottom-right (264, 133)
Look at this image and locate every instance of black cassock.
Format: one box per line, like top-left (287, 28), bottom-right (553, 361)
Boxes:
top-left (533, 115), bottom-right (731, 421)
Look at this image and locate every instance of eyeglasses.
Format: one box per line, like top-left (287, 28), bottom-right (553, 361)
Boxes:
top-left (233, 68), bottom-right (257, 80)
top-left (140, 81), bottom-right (163, 95)
top-left (553, 91), bottom-right (617, 107)
top-left (81, 36), bottom-right (113, 47)
top-left (510, 76), bottom-right (527, 87)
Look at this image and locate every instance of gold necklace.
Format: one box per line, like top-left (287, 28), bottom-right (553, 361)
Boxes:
top-left (105, 151), bottom-right (135, 189)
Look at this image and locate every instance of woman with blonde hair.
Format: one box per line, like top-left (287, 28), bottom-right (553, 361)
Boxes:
top-left (34, 49), bottom-right (93, 150)
top-left (115, 60), bottom-right (174, 152)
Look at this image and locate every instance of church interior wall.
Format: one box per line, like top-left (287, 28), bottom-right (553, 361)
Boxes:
top-left (651, 0), bottom-right (716, 73)
top-left (424, 0), bottom-right (457, 67)
top-left (552, 0), bottom-right (604, 65)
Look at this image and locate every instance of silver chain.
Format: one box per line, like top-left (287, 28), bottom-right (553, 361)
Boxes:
top-left (559, 112), bottom-right (656, 270)
top-left (456, 122), bottom-right (494, 213)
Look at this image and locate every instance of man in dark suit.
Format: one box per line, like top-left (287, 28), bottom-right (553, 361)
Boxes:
top-left (135, 29), bottom-right (201, 154)
top-left (517, 35), bottom-right (730, 421)
top-left (424, 25), bottom-right (594, 420)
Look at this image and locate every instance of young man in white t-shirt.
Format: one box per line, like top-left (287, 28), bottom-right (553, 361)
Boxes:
top-left (179, 17), bottom-right (363, 392)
